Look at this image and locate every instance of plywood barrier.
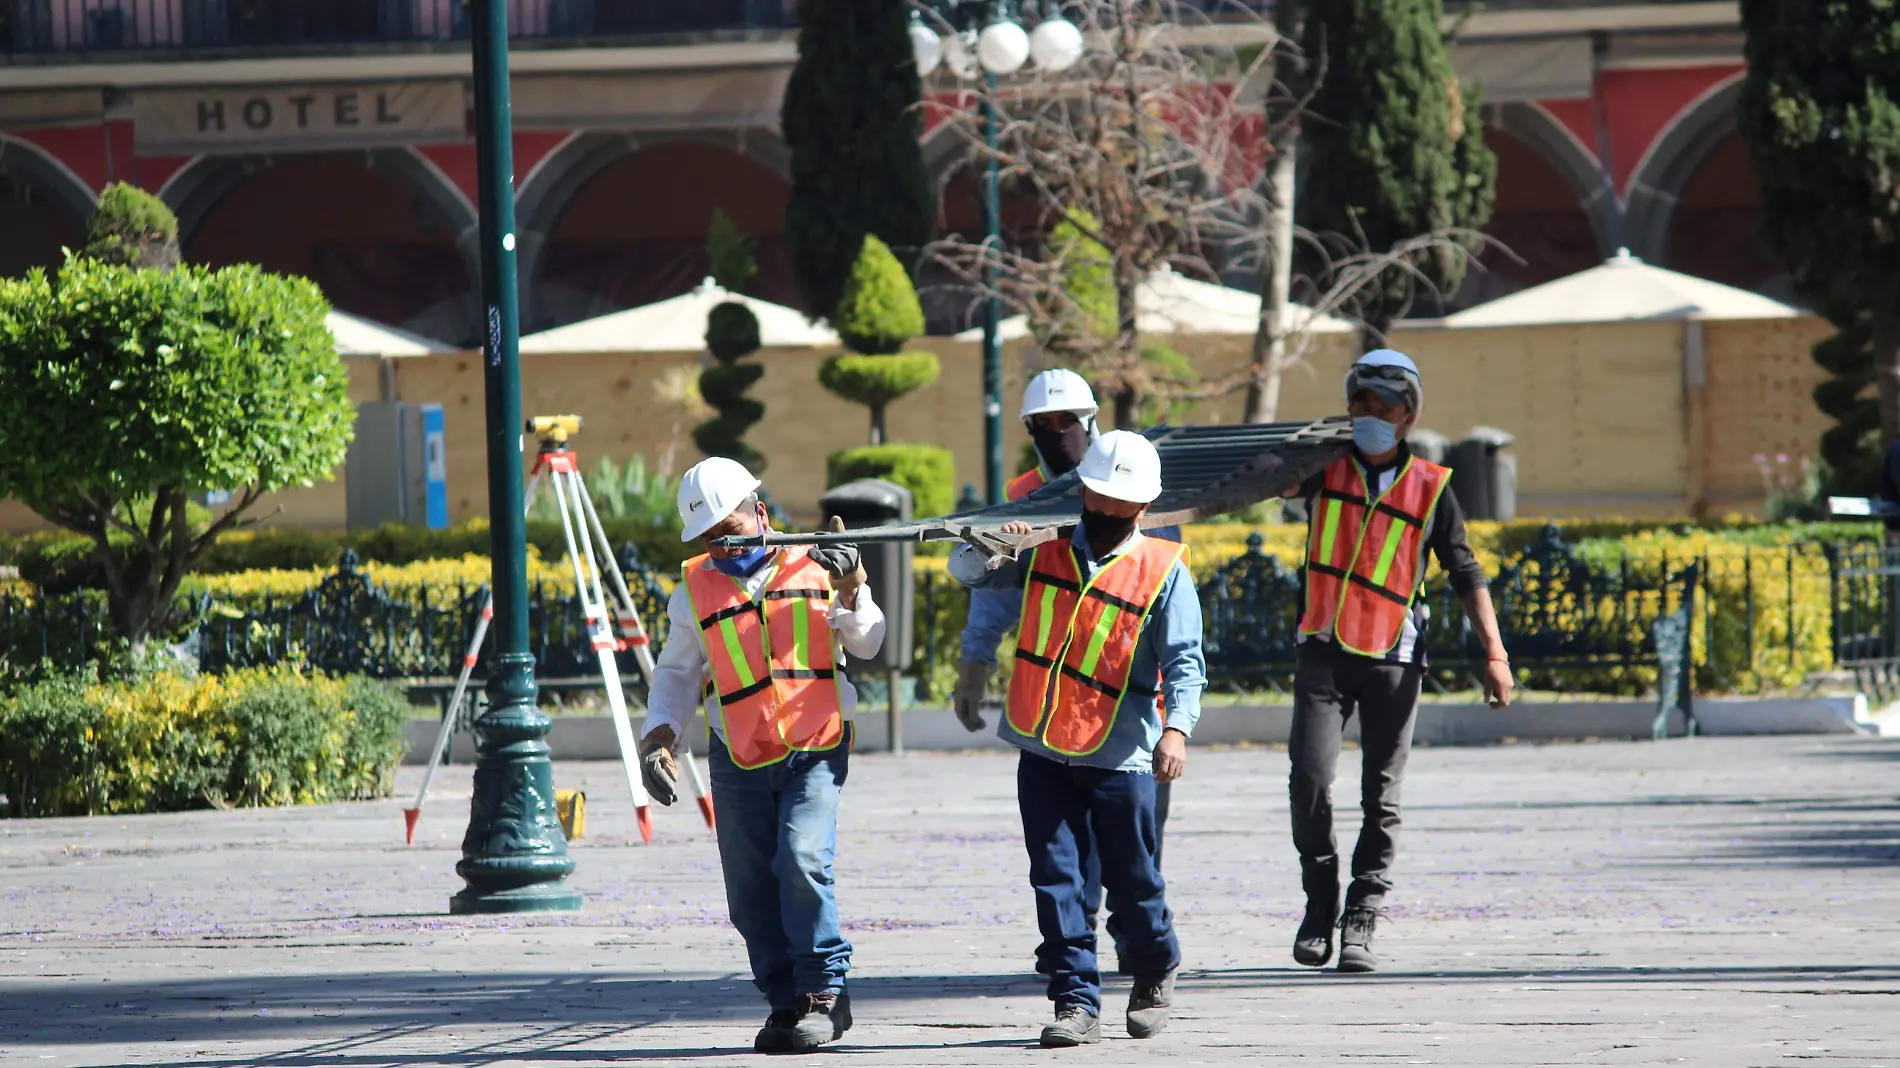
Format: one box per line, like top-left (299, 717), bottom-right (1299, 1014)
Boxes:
top-left (0, 314), bottom-right (1841, 532)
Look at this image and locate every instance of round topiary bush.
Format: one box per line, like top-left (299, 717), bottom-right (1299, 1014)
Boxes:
top-left (82, 182), bottom-right (180, 271)
top-left (826, 443), bottom-right (956, 519)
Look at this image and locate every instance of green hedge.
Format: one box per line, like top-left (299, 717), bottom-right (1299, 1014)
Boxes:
top-left (4, 518), bottom-right (691, 592)
top-left (0, 665), bottom-right (409, 817)
top-left (827, 443), bottom-right (956, 519)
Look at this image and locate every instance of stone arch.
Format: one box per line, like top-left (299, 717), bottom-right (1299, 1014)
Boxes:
top-left (514, 129), bottom-right (796, 331)
top-left (0, 133), bottom-right (99, 277)
top-left (161, 148), bottom-right (481, 342)
top-left (0, 132), bottom-right (99, 228)
top-left (1491, 101), bottom-right (1620, 257)
top-left (1623, 71), bottom-right (1746, 265)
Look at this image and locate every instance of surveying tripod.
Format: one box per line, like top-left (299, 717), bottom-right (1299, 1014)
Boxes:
top-left (405, 415), bottom-right (714, 844)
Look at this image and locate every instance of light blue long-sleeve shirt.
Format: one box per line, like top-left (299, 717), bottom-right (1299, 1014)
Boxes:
top-left (952, 526), bottom-right (1206, 772)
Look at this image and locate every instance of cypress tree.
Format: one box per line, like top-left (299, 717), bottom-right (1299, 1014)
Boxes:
top-left (1738, 0), bottom-right (1900, 484)
top-left (1299, 0), bottom-right (1496, 345)
top-left (781, 0), bottom-right (934, 321)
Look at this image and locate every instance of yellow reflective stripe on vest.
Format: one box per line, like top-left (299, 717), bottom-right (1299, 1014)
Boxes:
top-left (1316, 497), bottom-right (1343, 563)
top-left (1034, 583), bottom-right (1059, 656)
top-left (1368, 522), bottom-right (1408, 588)
top-left (1075, 602), bottom-right (1121, 677)
top-left (716, 616), bottom-right (756, 688)
top-left (789, 596), bottom-right (811, 672)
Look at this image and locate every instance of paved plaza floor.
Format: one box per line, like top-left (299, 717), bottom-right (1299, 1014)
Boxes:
top-left (2, 735), bottom-right (1897, 1066)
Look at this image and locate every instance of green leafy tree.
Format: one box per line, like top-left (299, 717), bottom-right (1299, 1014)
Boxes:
top-left (1300, 0), bottom-right (1497, 345)
top-left (819, 234), bottom-right (940, 445)
top-left (82, 182), bottom-right (181, 271)
top-left (695, 209), bottom-right (767, 471)
top-left (1737, 1), bottom-right (1900, 476)
top-left (781, 0), bottom-right (933, 320)
top-left (0, 255), bottom-right (353, 653)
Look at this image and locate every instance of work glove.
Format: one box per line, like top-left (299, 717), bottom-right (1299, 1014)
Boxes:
top-left (809, 516), bottom-right (867, 596)
top-left (639, 736), bottom-right (679, 807)
top-left (954, 659), bottom-right (994, 733)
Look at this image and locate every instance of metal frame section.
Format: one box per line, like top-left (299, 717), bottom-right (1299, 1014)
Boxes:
top-left (715, 417), bottom-right (1354, 558)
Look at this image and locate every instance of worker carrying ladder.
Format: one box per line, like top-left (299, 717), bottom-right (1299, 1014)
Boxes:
top-left (404, 416), bottom-right (714, 844)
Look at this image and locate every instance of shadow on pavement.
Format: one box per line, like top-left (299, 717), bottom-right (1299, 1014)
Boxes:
top-left (8, 962), bottom-right (1900, 1059)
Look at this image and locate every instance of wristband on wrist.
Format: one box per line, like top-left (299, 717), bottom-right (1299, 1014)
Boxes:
top-left (1487, 655), bottom-right (1510, 664)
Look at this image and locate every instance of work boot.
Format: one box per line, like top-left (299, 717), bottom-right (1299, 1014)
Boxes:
top-left (753, 1009), bottom-right (798, 1053)
top-left (1040, 1003), bottom-right (1102, 1048)
top-left (1294, 889), bottom-right (1339, 967)
top-left (779, 992), bottom-right (851, 1052)
top-left (1337, 906), bottom-right (1384, 973)
top-left (1125, 968), bottom-right (1176, 1039)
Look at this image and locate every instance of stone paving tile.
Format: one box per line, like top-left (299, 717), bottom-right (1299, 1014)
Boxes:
top-left (1, 735), bottom-right (1897, 1066)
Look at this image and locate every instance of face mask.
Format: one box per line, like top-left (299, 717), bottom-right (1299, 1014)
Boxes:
top-left (1352, 415), bottom-right (1399, 455)
top-left (713, 544), bottom-right (771, 577)
top-left (1080, 508), bottom-right (1139, 550)
top-left (1030, 420), bottom-right (1091, 476)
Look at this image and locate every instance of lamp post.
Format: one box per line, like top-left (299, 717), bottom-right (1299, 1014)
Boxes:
top-left (911, 2), bottom-right (1083, 505)
top-left (451, 0), bottom-right (583, 916)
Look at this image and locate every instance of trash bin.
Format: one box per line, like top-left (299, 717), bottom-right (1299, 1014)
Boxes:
top-left (820, 479), bottom-right (914, 752)
top-left (1448, 427), bottom-right (1516, 521)
top-left (1408, 428), bottom-right (1450, 466)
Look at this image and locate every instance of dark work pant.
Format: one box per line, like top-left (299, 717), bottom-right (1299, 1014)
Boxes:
top-left (1083, 779), bottom-right (1170, 954)
top-left (1018, 752), bottom-right (1180, 1012)
top-left (1289, 640), bottom-right (1421, 911)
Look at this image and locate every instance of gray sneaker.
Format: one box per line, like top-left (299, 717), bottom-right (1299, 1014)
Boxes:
top-left (1126, 968), bottom-right (1176, 1038)
top-left (1337, 907), bottom-right (1384, 973)
top-left (1040, 1003), bottom-right (1102, 1048)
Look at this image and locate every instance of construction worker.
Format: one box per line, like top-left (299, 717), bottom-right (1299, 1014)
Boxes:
top-left (1006, 367), bottom-right (1100, 500)
top-left (954, 369), bottom-right (1178, 972)
top-left (950, 430), bottom-right (1206, 1048)
top-left (1282, 350), bottom-right (1514, 973)
top-left (638, 457), bottom-right (883, 1053)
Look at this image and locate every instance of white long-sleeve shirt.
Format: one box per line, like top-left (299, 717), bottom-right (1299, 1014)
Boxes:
top-left (643, 553), bottom-right (887, 743)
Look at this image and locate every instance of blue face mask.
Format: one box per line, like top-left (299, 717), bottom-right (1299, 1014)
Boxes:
top-left (713, 544), bottom-right (771, 577)
top-left (1352, 415), bottom-right (1399, 455)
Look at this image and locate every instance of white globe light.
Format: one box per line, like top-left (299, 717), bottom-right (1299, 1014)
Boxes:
top-left (977, 19), bottom-right (1030, 75)
top-left (910, 23), bottom-right (942, 77)
top-left (1029, 17), bottom-right (1083, 72)
top-left (943, 30), bottom-right (980, 79)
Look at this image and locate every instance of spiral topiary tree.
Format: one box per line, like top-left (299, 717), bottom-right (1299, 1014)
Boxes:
top-left (820, 234), bottom-right (952, 515)
top-left (692, 209), bottom-right (767, 472)
top-left (819, 234), bottom-right (939, 445)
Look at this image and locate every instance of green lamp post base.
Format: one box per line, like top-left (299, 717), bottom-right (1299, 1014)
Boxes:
top-left (450, 652), bottom-right (583, 915)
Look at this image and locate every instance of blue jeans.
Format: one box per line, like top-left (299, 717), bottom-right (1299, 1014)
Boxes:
top-left (1018, 751), bottom-right (1180, 1013)
top-left (708, 731), bottom-right (853, 1012)
top-left (1083, 779), bottom-right (1170, 955)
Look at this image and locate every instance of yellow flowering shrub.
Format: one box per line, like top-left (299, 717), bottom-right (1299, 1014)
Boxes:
top-left (0, 665), bottom-right (409, 817)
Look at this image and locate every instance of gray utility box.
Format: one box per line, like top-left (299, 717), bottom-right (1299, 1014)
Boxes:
top-left (819, 479), bottom-right (913, 672)
top-left (346, 402), bottom-right (448, 531)
top-left (1447, 426), bottom-right (1516, 522)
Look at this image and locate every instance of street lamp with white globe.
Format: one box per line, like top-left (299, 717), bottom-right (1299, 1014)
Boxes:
top-left (909, 0), bottom-right (1084, 503)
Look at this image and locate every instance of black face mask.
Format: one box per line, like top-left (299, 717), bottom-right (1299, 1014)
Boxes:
top-left (1080, 508), bottom-right (1139, 550)
top-left (1031, 421), bottom-right (1091, 476)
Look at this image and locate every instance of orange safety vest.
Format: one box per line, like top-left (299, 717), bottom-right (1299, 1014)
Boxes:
top-left (1298, 454), bottom-right (1451, 657)
top-left (1006, 467), bottom-right (1047, 502)
top-left (1006, 536), bottom-right (1186, 756)
top-left (683, 549), bottom-right (845, 770)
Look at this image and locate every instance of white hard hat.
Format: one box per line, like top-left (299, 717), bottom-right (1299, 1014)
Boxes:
top-left (1076, 430), bottom-right (1163, 504)
top-left (1345, 349), bottom-right (1423, 412)
top-left (677, 457), bottom-right (762, 542)
top-left (1021, 368), bottom-right (1099, 421)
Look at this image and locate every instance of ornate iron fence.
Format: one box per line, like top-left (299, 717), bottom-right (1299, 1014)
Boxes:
top-left (0, 526), bottom-right (1846, 700)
